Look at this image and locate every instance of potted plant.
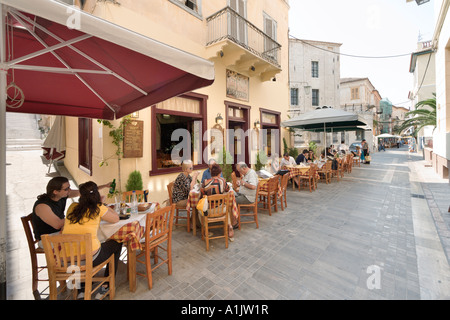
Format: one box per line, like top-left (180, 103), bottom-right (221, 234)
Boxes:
top-left (125, 170), bottom-right (143, 192)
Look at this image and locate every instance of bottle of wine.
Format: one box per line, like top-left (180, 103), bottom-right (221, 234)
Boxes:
top-left (109, 179), bottom-right (116, 195)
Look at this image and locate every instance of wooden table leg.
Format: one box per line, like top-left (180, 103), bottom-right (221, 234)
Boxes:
top-left (127, 242), bottom-right (137, 292)
top-left (192, 208), bottom-right (197, 236)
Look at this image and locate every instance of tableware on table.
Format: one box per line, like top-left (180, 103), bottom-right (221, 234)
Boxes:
top-left (138, 203), bottom-right (151, 212)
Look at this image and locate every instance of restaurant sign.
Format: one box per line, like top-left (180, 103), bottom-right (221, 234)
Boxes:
top-left (226, 69), bottom-right (249, 102)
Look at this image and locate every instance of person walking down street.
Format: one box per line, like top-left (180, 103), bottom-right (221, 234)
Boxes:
top-left (234, 162), bottom-right (258, 205)
top-left (31, 176), bottom-right (111, 247)
top-left (362, 139), bottom-right (370, 164)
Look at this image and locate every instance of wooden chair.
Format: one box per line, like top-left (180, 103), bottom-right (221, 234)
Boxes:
top-left (136, 204), bottom-right (175, 289)
top-left (299, 164), bottom-right (317, 192)
top-left (353, 153), bottom-right (361, 167)
top-left (238, 183), bottom-right (261, 229)
top-left (231, 172), bottom-right (239, 191)
top-left (278, 174), bottom-right (289, 210)
top-left (317, 161), bottom-right (332, 184)
top-left (342, 154), bottom-right (353, 173)
top-left (41, 233), bottom-right (115, 300)
top-left (167, 182), bottom-right (190, 232)
top-left (201, 194), bottom-right (230, 251)
top-left (258, 176), bottom-right (279, 216)
top-left (122, 190), bottom-right (147, 202)
top-left (331, 159), bottom-right (343, 182)
top-left (21, 213), bottom-right (58, 300)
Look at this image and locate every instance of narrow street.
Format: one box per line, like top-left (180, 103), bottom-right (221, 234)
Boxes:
top-left (6, 142), bottom-right (450, 300)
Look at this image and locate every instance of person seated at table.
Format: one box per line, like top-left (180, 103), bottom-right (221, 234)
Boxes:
top-left (200, 164), bottom-right (236, 238)
top-left (295, 149), bottom-right (310, 164)
top-left (278, 152), bottom-right (299, 185)
top-left (201, 158), bottom-right (223, 183)
top-left (280, 152), bottom-right (296, 168)
top-left (62, 181), bottom-right (122, 299)
top-left (338, 140), bottom-right (349, 154)
top-left (234, 162), bottom-right (258, 205)
top-left (200, 164), bottom-right (230, 196)
top-left (351, 146), bottom-right (361, 158)
top-left (172, 160), bottom-right (200, 208)
top-left (31, 176), bottom-right (111, 247)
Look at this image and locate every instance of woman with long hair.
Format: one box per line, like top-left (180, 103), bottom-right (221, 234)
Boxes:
top-left (62, 181), bottom-right (121, 299)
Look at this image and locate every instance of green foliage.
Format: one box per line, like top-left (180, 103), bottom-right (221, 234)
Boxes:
top-left (288, 147), bottom-right (298, 159)
top-left (308, 141), bottom-right (318, 160)
top-left (218, 145), bottom-right (233, 183)
top-left (254, 150), bottom-right (267, 171)
top-left (125, 170), bottom-right (143, 192)
top-left (397, 93), bottom-right (436, 137)
top-left (283, 137), bottom-right (289, 155)
top-left (97, 115), bottom-right (132, 166)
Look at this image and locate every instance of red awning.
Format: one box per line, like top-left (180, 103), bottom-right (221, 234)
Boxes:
top-left (2, 0), bottom-right (215, 120)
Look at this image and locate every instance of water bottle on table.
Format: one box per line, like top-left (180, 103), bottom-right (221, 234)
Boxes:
top-left (131, 190), bottom-right (138, 214)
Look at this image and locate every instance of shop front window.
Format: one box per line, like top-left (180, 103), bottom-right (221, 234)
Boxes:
top-left (151, 93), bottom-right (207, 175)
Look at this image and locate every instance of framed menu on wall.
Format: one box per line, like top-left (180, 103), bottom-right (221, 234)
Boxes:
top-left (226, 69), bottom-right (249, 102)
top-left (123, 120), bottom-right (143, 158)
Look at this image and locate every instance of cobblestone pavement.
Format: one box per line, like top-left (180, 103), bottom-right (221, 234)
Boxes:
top-left (6, 145), bottom-right (450, 300)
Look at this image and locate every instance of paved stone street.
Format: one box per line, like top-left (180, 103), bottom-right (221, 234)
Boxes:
top-left (5, 136), bottom-right (450, 299)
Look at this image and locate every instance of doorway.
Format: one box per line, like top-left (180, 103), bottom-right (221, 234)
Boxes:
top-left (226, 101), bottom-right (250, 176)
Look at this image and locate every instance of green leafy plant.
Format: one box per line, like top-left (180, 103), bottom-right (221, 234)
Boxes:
top-left (254, 150), bottom-right (267, 171)
top-left (309, 141), bottom-right (317, 161)
top-left (97, 115), bottom-right (132, 195)
top-left (218, 145), bottom-right (233, 182)
top-left (125, 170), bottom-right (143, 192)
top-left (397, 93), bottom-right (436, 137)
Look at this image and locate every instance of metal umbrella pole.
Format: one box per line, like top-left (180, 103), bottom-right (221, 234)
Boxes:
top-left (0, 3), bottom-right (8, 300)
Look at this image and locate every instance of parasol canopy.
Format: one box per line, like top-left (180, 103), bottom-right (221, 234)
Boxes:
top-left (2, 0), bottom-right (215, 120)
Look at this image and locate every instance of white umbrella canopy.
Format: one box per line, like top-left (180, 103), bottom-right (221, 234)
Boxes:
top-left (376, 133), bottom-right (401, 138)
top-left (42, 116), bottom-right (65, 153)
top-left (42, 116), bottom-right (65, 172)
top-left (281, 107), bottom-right (368, 132)
top-left (281, 106), bottom-right (368, 148)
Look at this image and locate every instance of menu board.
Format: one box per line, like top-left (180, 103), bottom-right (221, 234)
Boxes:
top-left (123, 120), bottom-right (143, 158)
top-left (226, 69), bottom-right (249, 102)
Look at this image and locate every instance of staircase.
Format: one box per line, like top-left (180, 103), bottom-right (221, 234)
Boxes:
top-left (6, 113), bottom-right (45, 151)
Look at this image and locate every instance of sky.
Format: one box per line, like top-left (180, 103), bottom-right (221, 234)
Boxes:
top-left (288, 0), bottom-right (436, 109)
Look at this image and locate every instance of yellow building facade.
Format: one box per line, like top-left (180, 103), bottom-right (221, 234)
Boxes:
top-left (64, 0), bottom-right (291, 203)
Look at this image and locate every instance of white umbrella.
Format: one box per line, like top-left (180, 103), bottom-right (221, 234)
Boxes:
top-left (42, 116), bottom-right (65, 173)
top-left (281, 106), bottom-right (368, 149)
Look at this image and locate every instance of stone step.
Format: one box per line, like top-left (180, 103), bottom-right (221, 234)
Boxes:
top-left (6, 138), bottom-right (44, 151)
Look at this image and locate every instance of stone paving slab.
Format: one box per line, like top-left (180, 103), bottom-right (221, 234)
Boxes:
top-left (5, 146), bottom-right (450, 300)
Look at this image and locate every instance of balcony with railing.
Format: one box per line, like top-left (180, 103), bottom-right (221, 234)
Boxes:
top-left (206, 7), bottom-right (282, 81)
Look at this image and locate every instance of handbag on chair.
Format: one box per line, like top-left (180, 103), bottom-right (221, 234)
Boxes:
top-left (196, 195), bottom-right (209, 216)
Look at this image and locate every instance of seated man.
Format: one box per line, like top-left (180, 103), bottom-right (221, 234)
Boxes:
top-left (234, 162), bottom-right (258, 205)
top-left (201, 158), bottom-right (223, 183)
top-left (295, 149), bottom-right (310, 164)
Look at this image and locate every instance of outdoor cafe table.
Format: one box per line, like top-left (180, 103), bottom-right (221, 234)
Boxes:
top-left (186, 190), bottom-right (238, 237)
top-left (284, 164), bottom-right (311, 179)
top-left (98, 202), bottom-right (159, 292)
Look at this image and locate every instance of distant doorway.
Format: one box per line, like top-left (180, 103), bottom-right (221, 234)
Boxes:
top-left (226, 101), bottom-right (250, 176)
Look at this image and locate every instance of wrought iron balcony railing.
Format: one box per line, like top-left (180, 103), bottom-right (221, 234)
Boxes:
top-left (206, 7), bottom-right (281, 67)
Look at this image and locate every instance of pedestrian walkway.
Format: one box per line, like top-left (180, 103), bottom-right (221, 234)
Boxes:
top-left (5, 146), bottom-right (450, 300)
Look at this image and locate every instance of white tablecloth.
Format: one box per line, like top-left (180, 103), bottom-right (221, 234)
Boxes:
top-left (98, 202), bottom-right (157, 242)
